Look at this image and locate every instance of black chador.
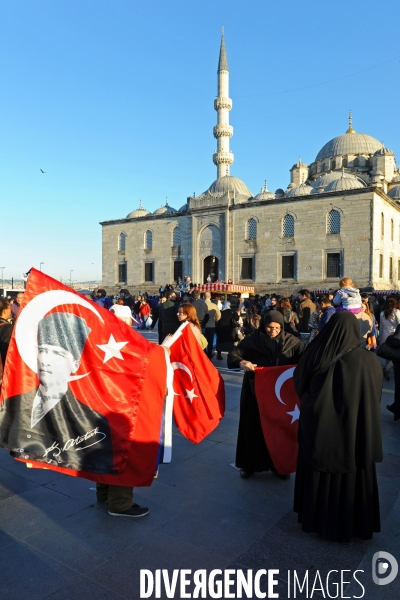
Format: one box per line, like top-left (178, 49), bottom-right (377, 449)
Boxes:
top-left (293, 311), bottom-right (383, 542)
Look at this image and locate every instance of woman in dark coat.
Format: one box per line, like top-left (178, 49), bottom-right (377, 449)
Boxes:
top-left (228, 310), bottom-right (304, 479)
top-left (0, 299), bottom-right (14, 384)
top-left (216, 301), bottom-right (238, 360)
top-left (384, 323), bottom-right (400, 420)
top-left (293, 312), bottom-right (383, 542)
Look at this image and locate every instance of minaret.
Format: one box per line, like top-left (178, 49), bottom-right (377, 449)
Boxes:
top-left (213, 27), bottom-right (234, 179)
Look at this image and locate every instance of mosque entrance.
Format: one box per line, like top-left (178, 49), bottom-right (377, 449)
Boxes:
top-left (203, 256), bottom-right (219, 283)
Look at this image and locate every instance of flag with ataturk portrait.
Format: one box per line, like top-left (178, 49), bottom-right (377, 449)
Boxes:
top-left (255, 365), bottom-right (300, 474)
top-left (0, 269), bottom-right (173, 487)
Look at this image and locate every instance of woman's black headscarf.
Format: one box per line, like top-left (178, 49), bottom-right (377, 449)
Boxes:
top-left (240, 310), bottom-right (298, 361)
top-left (293, 311), bottom-right (383, 473)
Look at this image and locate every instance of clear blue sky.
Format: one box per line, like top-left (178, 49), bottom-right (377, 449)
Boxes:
top-left (1, 0), bottom-right (399, 282)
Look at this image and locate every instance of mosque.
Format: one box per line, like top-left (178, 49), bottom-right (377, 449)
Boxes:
top-left (101, 31), bottom-right (400, 294)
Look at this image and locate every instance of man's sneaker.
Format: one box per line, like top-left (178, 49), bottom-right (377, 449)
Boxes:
top-left (108, 503), bottom-right (149, 518)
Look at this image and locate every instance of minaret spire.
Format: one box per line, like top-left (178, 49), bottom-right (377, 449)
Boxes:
top-left (213, 27), bottom-right (234, 179)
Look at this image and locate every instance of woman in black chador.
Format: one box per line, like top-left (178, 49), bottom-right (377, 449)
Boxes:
top-left (293, 312), bottom-right (383, 542)
top-left (228, 310), bottom-right (304, 479)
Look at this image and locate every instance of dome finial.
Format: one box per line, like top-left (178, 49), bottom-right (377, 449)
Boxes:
top-left (166, 196), bottom-right (169, 206)
top-left (346, 110), bottom-right (355, 134)
top-left (264, 179), bottom-right (268, 191)
top-left (139, 199), bottom-right (142, 209)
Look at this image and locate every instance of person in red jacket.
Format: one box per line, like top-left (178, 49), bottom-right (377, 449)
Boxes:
top-left (139, 299), bottom-right (151, 329)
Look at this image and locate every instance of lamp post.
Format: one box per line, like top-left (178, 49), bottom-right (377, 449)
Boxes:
top-left (0, 267), bottom-right (4, 295)
top-left (70, 270), bottom-right (74, 287)
top-left (40, 262), bottom-right (44, 271)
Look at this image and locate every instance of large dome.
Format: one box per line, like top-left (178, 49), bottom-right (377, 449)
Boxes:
top-left (206, 176), bottom-right (253, 198)
top-left (315, 132), bottom-right (382, 162)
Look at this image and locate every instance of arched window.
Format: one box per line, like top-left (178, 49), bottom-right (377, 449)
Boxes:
top-left (246, 218), bottom-right (257, 240)
top-left (381, 213), bottom-right (384, 237)
top-left (118, 232), bottom-right (126, 251)
top-left (282, 214), bottom-right (295, 237)
top-left (391, 219), bottom-right (394, 241)
top-left (173, 226), bottom-right (181, 246)
top-left (327, 210), bottom-right (340, 234)
top-left (342, 158), bottom-right (348, 168)
top-left (331, 159), bottom-right (336, 170)
top-left (144, 230), bottom-right (153, 249)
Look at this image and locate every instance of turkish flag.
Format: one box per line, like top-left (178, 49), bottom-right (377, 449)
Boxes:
top-left (165, 323), bottom-right (225, 443)
top-left (255, 366), bottom-right (300, 474)
top-left (0, 269), bottom-right (168, 487)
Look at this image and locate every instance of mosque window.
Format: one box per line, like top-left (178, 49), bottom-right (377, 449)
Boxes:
top-left (331, 160), bottom-right (336, 170)
top-left (390, 257), bottom-right (393, 280)
top-left (282, 255), bottom-right (295, 279)
top-left (145, 230), bottom-right (153, 250)
top-left (173, 227), bottom-right (181, 246)
top-left (327, 253), bottom-right (340, 278)
top-left (246, 218), bottom-right (257, 240)
top-left (118, 262), bottom-right (127, 283)
top-left (354, 157), bottom-right (359, 167)
top-left (342, 158), bottom-right (348, 168)
top-left (241, 257), bottom-right (253, 280)
top-left (144, 262), bottom-right (153, 282)
top-left (381, 214), bottom-right (384, 238)
top-left (327, 210), bottom-right (340, 234)
top-left (398, 260), bottom-right (400, 280)
top-left (282, 214), bottom-right (295, 237)
top-left (379, 254), bottom-right (383, 278)
top-left (391, 219), bottom-right (394, 241)
top-left (118, 232), bottom-right (126, 251)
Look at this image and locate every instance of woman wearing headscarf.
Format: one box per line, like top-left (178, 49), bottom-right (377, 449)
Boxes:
top-left (384, 323), bottom-right (400, 420)
top-left (215, 301), bottom-right (238, 360)
top-left (228, 310), bottom-right (304, 479)
top-left (293, 312), bottom-right (383, 542)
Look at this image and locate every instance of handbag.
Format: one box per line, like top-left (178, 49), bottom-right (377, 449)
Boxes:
top-left (376, 342), bottom-right (400, 362)
top-left (199, 333), bottom-right (208, 350)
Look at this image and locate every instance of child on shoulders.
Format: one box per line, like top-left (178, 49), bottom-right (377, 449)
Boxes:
top-left (333, 277), bottom-right (363, 314)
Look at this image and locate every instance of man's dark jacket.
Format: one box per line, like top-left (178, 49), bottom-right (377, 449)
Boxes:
top-left (191, 299), bottom-right (209, 328)
top-left (0, 388), bottom-right (114, 474)
top-left (159, 299), bottom-right (180, 337)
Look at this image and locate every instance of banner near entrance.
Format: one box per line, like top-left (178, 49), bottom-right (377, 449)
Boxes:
top-left (255, 365), bottom-right (300, 475)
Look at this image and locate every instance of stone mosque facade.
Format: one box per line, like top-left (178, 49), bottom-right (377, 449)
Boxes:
top-left (101, 32), bottom-right (400, 295)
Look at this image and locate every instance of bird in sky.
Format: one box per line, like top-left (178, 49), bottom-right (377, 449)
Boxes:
top-left (40, 169), bottom-right (46, 173)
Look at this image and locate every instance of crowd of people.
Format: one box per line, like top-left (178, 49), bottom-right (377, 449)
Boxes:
top-left (0, 276), bottom-right (398, 542)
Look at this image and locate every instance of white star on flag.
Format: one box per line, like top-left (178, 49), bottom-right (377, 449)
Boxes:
top-left (97, 334), bottom-right (129, 364)
top-left (287, 404), bottom-right (300, 424)
top-left (185, 388), bottom-right (198, 403)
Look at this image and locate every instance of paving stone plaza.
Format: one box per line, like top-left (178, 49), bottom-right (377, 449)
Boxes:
top-left (0, 330), bottom-right (399, 599)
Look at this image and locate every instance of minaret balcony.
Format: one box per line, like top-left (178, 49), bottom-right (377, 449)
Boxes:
top-left (213, 125), bottom-right (233, 138)
top-left (213, 151), bottom-right (234, 165)
top-left (214, 97), bottom-right (232, 111)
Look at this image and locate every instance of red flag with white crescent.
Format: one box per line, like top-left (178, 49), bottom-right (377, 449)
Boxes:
top-left (0, 269), bottom-right (168, 487)
top-left (166, 322), bottom-right (225, 443)
top-left (254, 365), bottom-right (300, 474)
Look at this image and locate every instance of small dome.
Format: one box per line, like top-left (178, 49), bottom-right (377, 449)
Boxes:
top-left (153, 199), bottom-right (178, 215)
top-left (374, 145), bottom-right (394, 157)
top-left (178, 203), bottom-right (188, 213)
top-left (325, 173), bottom-right (366, 192)
top-left (206, 176), bottom-right (253, 199)
top-left (275, 188), bottom-right (285, 198)
top-left (126, 201), bottom-right (150, 218)
top-left (388, 185), bottom-right (400, 199)
top-left (316, 132), bottom-right (382, 162)
top-left (253, 181), bottom-right (275, 201)
top-left (285, 183), bottom-right (313, 197)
